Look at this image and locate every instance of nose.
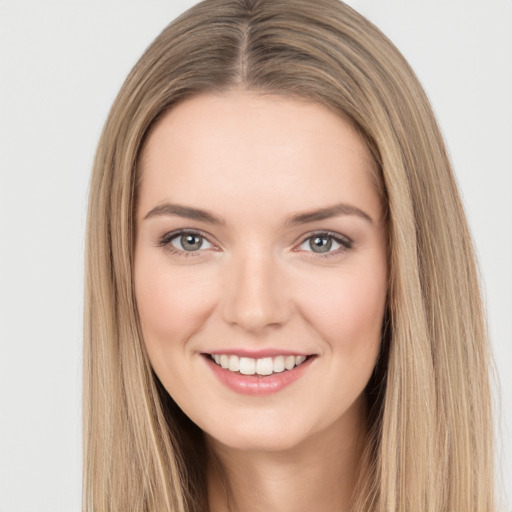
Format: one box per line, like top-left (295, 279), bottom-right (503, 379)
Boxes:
top-left (221, 251), bottom-right (291, 334)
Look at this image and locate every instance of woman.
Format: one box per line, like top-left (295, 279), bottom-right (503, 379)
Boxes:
top-left (83, 0), bottom-right (496, 510)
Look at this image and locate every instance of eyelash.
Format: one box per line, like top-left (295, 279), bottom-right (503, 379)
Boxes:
top-left (158, 229), bottom-right (214, 257)
top-left (157, 229), bottom-right (353, 258)
top-left (296, 231), bottom-right (353, 258)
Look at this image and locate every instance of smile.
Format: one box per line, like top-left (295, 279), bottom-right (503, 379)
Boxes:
top-left (210, 354), bottom-right (308, 376)
top-left (203, 352), bottom-right (315, 396)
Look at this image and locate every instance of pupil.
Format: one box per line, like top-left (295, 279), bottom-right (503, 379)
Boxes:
top-left (310, 236), bottom-right (332, 253)
top-left (181, 234), bottom-right (202, 251)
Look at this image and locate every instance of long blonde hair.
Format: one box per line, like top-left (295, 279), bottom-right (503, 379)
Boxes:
top-left (83, 0), bottom-right (495, 510)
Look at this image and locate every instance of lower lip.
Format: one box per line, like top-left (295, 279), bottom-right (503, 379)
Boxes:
top-left (203, 355), bottom-right (315, 396)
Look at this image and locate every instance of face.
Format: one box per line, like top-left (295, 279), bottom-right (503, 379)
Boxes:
top-left (134, 91), bottom-right (388, 452)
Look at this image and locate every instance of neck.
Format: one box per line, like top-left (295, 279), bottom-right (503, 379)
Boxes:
top-left (206, 397), bottom-right (367, 512)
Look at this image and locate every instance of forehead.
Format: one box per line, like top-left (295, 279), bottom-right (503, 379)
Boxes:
top-left (137, 91), bottom-right (381, 221)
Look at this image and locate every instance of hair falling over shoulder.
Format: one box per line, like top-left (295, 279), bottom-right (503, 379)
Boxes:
top-left (83, 0), bottom-right (496, 510)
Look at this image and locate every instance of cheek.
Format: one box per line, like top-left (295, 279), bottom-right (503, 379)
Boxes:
top-left (134, 254), bottom-right (217, 345)
top-left (296, 264), bottom-right (387, 364)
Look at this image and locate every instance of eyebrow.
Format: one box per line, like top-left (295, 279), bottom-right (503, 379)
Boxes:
top-left (144, 203), bottom-right (225, 224)
top-left (143, 202), bottom-right (373, 225)
top-left (285, 203), bottom-right (373, 226)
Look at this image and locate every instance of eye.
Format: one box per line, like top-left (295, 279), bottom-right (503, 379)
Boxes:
top-left (298, 232), bottom-right (352, 255)
top-left (160, 230), bottom-right (214, 254)
top-left (173, 233), bottom-right (212, 252)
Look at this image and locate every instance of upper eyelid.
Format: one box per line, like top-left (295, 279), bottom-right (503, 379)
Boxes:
top-left (160, 228), bottom-right (216, 244)
top-left (295, 230), bottom-right (353, 246)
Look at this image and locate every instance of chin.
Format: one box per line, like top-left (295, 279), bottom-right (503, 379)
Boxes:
top-left (209, 427), bottom-right (306, 453)
top-left (200, 410), bottom-right (322, 454)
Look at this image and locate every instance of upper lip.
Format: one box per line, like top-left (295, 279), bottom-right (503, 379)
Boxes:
top-left (203, 349), bottom-right (313, 358)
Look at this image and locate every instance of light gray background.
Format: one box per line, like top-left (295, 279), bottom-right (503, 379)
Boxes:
top-left (0, 1), bottom-right (511, 511)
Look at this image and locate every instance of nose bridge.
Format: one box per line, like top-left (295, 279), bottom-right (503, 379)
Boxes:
top-left (221, 246), bottom-right (289, 332)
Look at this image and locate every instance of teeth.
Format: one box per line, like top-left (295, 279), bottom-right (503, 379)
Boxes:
top-left (211, 354), bottom-right (309, 375)
top-left (239, 357), bottom-right (256, 375)
top-left (256, 357), bottom-right (273, 376)
top-left (228, 355), bottom-right (240, 372)
top-left (284, 355), bottom-right (295, 370)
top-left (273, 356), bottom-right (285, 373)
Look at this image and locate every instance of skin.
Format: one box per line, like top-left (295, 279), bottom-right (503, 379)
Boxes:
top-left (134, 91), bottom-right (388, 512)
